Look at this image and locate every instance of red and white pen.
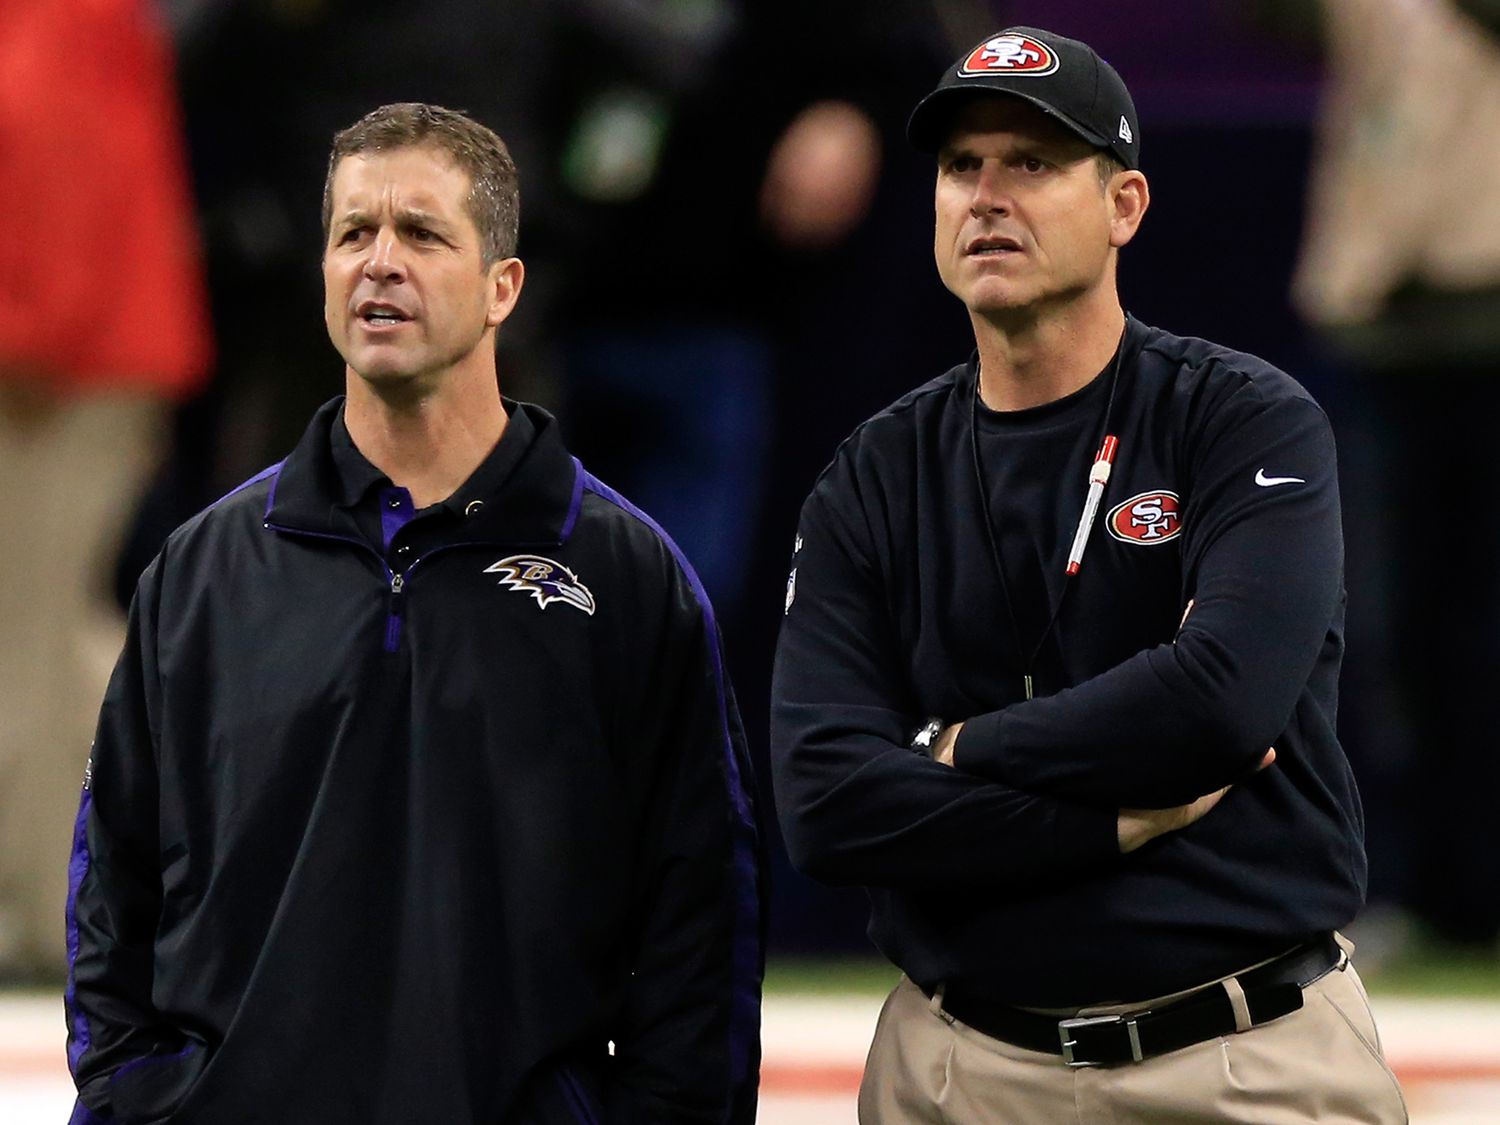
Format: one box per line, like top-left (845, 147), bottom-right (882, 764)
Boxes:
top-left (1065, 435), bottom-right (1119, 576)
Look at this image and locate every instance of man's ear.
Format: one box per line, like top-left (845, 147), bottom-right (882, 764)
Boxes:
top-left (1108, 171), bottom-right (1150, 249)
top-left (486, 257), bottom-right (525, 328)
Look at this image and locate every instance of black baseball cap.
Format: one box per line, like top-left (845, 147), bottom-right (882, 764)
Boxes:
top-left (907, 27), bottom-right (1141, 170)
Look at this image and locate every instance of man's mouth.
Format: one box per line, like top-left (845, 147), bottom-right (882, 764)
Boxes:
top-left (966, 235), bottom-right (1023, 257)
top-left (356, 301), bottom-right (413, 325)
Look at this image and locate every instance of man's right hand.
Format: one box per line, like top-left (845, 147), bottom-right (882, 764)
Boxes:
top-left (1117, 748), bottom-right (1276, 854)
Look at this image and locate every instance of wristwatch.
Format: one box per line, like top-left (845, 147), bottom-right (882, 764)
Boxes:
top-left (910, 717), bottom-right (944, 756)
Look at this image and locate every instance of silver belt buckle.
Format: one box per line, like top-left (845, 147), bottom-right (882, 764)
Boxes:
top-left (1057, 1013), bottom-right (1145, 1067)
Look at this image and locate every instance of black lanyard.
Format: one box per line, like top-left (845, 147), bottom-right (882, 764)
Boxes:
top-left (968, 329), bottom-right (1125, 700)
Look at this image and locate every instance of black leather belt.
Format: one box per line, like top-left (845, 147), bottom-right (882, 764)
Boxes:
top-left (934, 933), bottom-right (1342, 1068)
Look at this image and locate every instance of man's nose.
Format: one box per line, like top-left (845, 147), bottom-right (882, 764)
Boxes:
top-left (363, 228), bottom-right (407, 282)
top-left (970, 164), bottom-right (1013, 216)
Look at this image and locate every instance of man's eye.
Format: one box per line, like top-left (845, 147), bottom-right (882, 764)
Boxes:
top-left (946, 156), bottom-right (978, 173)
top-left (411, 228), bottom-right (435, 242)
top-left (339, 228), bottom-right (366, 244)
top-left (1022, 157), bottom-right (1047, 173)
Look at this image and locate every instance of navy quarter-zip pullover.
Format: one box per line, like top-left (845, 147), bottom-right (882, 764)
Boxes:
top-left (66, 398), bottom-right (764, 1124)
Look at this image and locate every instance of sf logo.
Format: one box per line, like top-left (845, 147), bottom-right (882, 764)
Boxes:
top-left (1130, 498), bottom-right (1178, 539)
top-left (961, 34), bottom-right (1057, 75)
top-left (981, 36), bottom-right (1043, 69)
top-left (1107, 491), bottom-right (1183, 545)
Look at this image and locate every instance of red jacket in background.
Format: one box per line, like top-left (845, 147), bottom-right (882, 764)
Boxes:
top-left (0, 0), bottom-right (212, 395)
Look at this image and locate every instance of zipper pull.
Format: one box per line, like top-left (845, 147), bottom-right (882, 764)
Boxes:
top-left (385, 572), bottom-right (405, 652)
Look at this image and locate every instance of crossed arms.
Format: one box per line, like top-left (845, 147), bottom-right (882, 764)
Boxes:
top-left (770, 387), bottom-right (1342, 892)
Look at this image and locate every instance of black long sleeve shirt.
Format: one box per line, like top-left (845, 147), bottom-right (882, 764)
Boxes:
top-left (770, 317), bottom-right (1365, 1005)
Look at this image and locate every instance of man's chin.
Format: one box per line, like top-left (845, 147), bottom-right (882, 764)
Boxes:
top-left (965, 291), bottom-right (1034, 319)
top-left (944, 274), bottom-right (1028, 313)
top-left (346, 364), bottom-right (433, 400)
top-left (353, 365), bottom-right (419, 384)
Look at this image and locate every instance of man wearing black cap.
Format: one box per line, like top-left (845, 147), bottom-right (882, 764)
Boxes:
top-left (771, 27), bottom-right (1405, 1122)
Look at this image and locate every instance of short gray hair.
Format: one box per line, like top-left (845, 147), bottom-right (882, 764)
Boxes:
top-left (323, 102), bottom-right (519, 265)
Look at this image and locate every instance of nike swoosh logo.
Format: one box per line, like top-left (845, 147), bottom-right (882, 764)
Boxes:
top-left (1255, 469), bottom-right (1305, 487)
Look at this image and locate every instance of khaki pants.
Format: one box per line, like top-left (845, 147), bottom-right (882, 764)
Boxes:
top-left (0, 390), bottom-right (164, 975)
top-left (859, 958), bottom-right (1408, 1124)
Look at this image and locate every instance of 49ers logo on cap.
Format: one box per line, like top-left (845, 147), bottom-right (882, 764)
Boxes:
top-left (960, 34), bottom-right (1060, 78)
top-left (1107, 491), bottom-right (1182, 545)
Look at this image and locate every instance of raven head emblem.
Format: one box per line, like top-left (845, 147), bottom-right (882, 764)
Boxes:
top-left (485, 555), bottom-right (597, 615)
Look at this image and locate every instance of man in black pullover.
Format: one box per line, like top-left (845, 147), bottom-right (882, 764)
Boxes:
top-left (65, 103), bottom-right (763, 1125)
top-left (771, 27), bottom-right (1404, 1123)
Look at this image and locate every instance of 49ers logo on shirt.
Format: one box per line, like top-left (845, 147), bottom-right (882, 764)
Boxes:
top-left (1107, 491), bottom-right (1182, 545)
top-left (959, 34), bottom-right (1060, 77)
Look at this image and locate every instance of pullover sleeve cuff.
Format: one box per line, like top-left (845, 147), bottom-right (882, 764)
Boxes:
top-left (953, 710), bottom-right (1009, 782)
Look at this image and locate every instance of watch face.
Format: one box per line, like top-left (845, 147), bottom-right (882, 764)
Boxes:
top-left (912, 719), bottom-right (943, 752)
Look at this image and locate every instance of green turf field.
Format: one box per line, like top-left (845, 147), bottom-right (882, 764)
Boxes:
top-left (1360, 943), bottom-right (1500, 998)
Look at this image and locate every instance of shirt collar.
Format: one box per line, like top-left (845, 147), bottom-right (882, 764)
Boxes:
top-left (328, 401), bottom-right (538, 515)
top-left (268, 395), bottom-right (581, 546)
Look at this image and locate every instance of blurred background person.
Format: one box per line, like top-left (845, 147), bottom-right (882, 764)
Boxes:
top-left (0, 0), bottom-right (211, 978)
top-left (551, 1), bottom-right (944, 632)
top-left (1292, 0), bottom-right (1500, 956)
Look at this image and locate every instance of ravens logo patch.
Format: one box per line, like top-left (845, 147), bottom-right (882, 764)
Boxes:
top-left (484, 555), bottom-right (597, 615)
